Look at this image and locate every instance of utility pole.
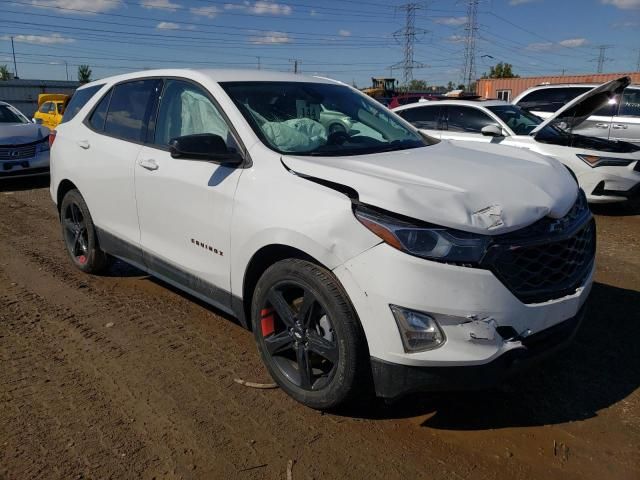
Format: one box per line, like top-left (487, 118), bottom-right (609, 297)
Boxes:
top-left (636, 48), bottom-right (640, 71)
top-left (11, 36), bottom-right (19, 79)
top-left (593, 45), bottom-right (613, 73)
top-left (290, 59), bottom-right (300, 73)
top-left (392, 2), bottom-right (428, 86)
top-left (64, 60), bottom-right (69, 81)
top-left (256, 56), bottom-right (261, 70)
top-left (462, 0), bottom-right (479, 92)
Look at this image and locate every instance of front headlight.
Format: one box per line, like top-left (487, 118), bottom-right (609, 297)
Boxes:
top-left (577, 154), bottom-right (633, 168)
top-left (354, 205), bottom-right (490, 263)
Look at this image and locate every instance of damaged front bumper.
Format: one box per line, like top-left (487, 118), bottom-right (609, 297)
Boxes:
top-left (371, 305), bottom-right (585, 399)
top-left (333, 241), bottom-right (593, 399)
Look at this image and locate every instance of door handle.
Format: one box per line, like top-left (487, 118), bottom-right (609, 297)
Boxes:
top-left (612, 124), bottom-right (628, 129)
top-left (595, 123), bottom-right (609, 128)
top-left (77, 140), bottom-right (90, 149)
top-left (138, 158), bottom-right (159, 171)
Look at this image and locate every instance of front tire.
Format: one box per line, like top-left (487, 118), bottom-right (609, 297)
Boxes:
top-left (251, 259), bottom-right (370, 409)
top-left (60, 189), bottom-right (109, 274)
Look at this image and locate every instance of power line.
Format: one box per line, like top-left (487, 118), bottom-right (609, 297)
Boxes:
top-left (461, 0), bottom-right (479, 91)
top-left (392, 2), bottom-right (428, 85)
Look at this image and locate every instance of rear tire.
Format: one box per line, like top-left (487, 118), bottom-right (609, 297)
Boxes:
top-left (60, 189), bottom-right (109, 274)
top-left (251, 258), bottom-right (370, 409)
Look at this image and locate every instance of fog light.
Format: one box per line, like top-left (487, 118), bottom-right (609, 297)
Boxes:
top-left (390, 305), bottom-right (446, 352)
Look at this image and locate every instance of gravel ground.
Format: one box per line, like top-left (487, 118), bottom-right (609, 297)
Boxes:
top-left (0, 177), bottom-right (638, 480)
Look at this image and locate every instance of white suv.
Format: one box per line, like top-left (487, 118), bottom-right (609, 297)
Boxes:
top-left (50, 69), bottom-right (594, 409)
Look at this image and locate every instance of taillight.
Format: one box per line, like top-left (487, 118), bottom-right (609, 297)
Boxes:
top-left (49, 130), bottom-right (57, 148)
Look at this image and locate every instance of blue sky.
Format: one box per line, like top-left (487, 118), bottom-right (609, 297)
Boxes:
top-left (0, 0), bottom-right (639, 86)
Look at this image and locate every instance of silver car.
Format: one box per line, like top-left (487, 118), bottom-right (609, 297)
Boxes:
top-left (0, 101), bottom-right (51, 179)
top-left (512, 83), bottom-right (640, 146)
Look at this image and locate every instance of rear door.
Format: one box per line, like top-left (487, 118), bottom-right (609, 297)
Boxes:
top-left (441, 105), bottom-right (499, 143)
top-left (78, 78), bottom-right (162, 261)
top-left (610, 88), bottom-right (640, 145)
top-left (396, 105), bottom-right (442, 138)
top-left (135, 78), bottom-right (245, 310)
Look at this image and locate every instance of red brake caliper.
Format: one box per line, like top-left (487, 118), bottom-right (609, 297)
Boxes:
top-left (261, 308), bottom-right (275, 336)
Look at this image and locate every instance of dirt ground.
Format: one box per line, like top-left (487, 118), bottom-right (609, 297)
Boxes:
top-left (0, 177), bottom-right (638, 480)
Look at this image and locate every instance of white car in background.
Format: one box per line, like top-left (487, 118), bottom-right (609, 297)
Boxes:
top-left (50, 69), bottom-right (594, 408)
top-left (395, 77), bottom-right (640, 203)
top-left (512, 83), bottom-right (640, 145)
top-left (0, 101), bottom-right (51, 179)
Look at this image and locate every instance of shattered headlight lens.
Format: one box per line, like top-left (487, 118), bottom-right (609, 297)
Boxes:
top-left (354, 205), bottom-right (490, 263)
top-left (576, 154), bottom-right (633, 168)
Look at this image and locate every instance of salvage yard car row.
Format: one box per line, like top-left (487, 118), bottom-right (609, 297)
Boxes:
top-left (1, 70), bottom-right (639, 409)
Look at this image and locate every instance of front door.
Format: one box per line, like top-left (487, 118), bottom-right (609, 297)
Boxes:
top-left (135, 79), bottom-right (244, 310)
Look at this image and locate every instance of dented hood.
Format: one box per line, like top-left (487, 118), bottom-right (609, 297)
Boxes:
top-left (0, 122), bottom-right (49, 145)
top-left (283, 141), bottom-right (578, 235)
top-left (531, 76), bottom-right (630, 136)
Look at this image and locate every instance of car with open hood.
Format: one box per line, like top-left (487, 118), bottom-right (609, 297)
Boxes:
top-left (0, 100), bottom-right (51, 179)
top-left (50, 69), bottom-right (594, 408)
top-left (394, 77), bottom-right (640, 203)
top-left (512, 82), bottom-right (640, 145)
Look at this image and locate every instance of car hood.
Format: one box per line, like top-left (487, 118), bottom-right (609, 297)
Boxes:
top-left (531, 76), bottom-right (630, 136)
top-left (0, 122), bottom-right (49, 145)
top-left (282, 141), bottom-right (578, 235)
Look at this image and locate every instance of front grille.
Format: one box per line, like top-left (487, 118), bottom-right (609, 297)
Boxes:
top-left (481, 192), bottom-right (596, 304)
top-left (0, 144), bottom-right (37, 161)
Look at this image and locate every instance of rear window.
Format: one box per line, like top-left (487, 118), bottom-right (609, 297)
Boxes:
top-left (397, 106), bottom-right (442, 129)
top-left (61, 84), bottom-right (104, 124)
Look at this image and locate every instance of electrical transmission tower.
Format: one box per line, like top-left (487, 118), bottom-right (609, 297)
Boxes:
top-left (392, 2), bottom-right (428, 86)
top-left (593, 45), bottom-right (613, 73)
top-left (461, 0), bottom-right (479, 91)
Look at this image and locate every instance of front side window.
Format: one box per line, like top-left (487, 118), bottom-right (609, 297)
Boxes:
top-left (39, 102), bottom-right (52, 114)
top-left (220, 81), bottom-right (426, 156)
top-left (396, 106), bottom-right (442, 130)
top-left (61, 84), bottom-right (104, 124)
top-left (619, 89), bottom-right (640, 117)
top-left (486, 105), bottom-right (541, 135)
top-left (154, 80), bottom-right (233, 148)
top-left (445, 106), bottom-right (496, 133)
top-left (103, 79), bottom-right (161, 142)
top-left (0, 104), bottom-right (29, 124)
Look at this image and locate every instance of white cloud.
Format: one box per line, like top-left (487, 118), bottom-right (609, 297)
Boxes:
top-left (156, 21), bottom-right (179, 29)
top-left (509, 0), bottom-right (540, 5)
top-left (527, 38), bottom-right (588, 51)
top-left (338, 29), bottom-right (351, 37)
top-left (310, 9), bottom-right (319, 16)
top-left (446, 34), bottom-right (465, 44)
top-left (558, 38), bottom-right (588, 48)
top-left (156, 22), bottom-right (194, 30)
top-left (601, 0), bottom-right (640, 9)
top-left (435, 16), bottom-right (467, 26)
top-left (190, 5), bottom-right (218, 18)
top-left (1, 33), bottom-right (75, 44)
top-left (249, 31), bottom-right (291, 44)
top-left (30, 0), bottom-right (122, 13)
top-left (141, 0), bottom-right (181, 11)
top-left (225, 1), bottom-right (292, 15)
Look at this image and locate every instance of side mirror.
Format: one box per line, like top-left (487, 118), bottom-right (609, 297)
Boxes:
top-left (481, 124), bottom-right (505, 137)
top-left (169, 133), bottom-right (243, 165)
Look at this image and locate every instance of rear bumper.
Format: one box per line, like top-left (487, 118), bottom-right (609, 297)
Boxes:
top-left (371, 306), bottom-right (585, 399)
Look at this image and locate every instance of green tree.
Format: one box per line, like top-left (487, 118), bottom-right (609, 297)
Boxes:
top-left (407, 79), bottom-right (428, 91)
top-left (482, 62), bottom-right (519, 79)
top-left (0, 65), bottom-right (11, 81)
top-left (446, 81), bottom-right (455, 90)
top-left (78, 64), bottom-right (92, 83)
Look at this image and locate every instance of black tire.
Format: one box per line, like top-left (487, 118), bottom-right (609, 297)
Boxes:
top-left (60, 189), bottom-right (110, 274)
top-left (251, 259), bottom-right (370, 409)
